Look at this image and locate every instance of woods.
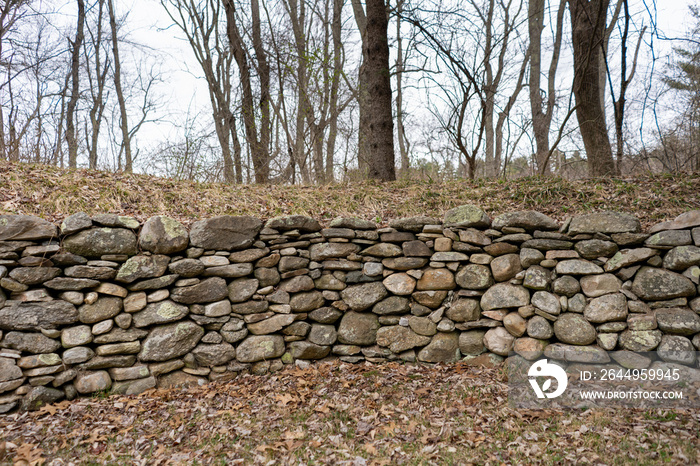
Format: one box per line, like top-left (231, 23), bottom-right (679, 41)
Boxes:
top-left (0, 0), bottom-right (697, 183)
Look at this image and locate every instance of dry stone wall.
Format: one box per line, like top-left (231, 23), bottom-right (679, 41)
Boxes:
top-left (0, 207), bottom-right (699, 412)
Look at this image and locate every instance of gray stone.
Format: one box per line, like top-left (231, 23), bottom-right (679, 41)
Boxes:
top-left (0, 358), bottom-right (22, 383)
top-left (555, 260), bottom-right (603, 275)
top-left (0, 301), bottom-right (78, 330)
top-left (60, 212), bottom-right (93, 235)
top-left (0, 215), bottom-right (58, 241)
top-left (74, 371), bottom-right (111, 394)
top-left (236, 335), bottom-right (285, 362)
top-left (171, 277), bottom-right (228, 304)
top-left (20, 386), bottom-right (63, 411)
top-left (308, 324), bottom-right (337, 346)
top-left (631, 267), bottom-right (696, 300)
top-left (523, 266), bottom-right (551, 291)
top-left (203, 300), bottom-right (230, 317)
top-left (78, 297), bottom-right (122, 324)
top-left (459, 229), bottom-right (491, 246)
top-left (265, 215), bottom-right (321, 232)
top-left (280, 276), bottom-right (314, 294)
top-left (309, 243), bottom-right (360, 261)
top-left (455, 264), bottom-right (493, 289)
top-left (1, 332), bottom-right (60, 353)
top-left (63, 228), bottom-right (138, 257)
top-left (289, 341), bottom-right (330, 360)
top-left (9, 267), bottom-right (61, 285)
top-left (376, 326), bottom-right (431, 353)
top-left (202, 263), bottom-right (253, 278)
top-left (663, 245), bottom-right (700, 271)
top-left (568, 211), bottom-right (641, 235)
top-left (443, 205), bottom-right (490, 228)
top-left (483, 327), bottom-right (515, 356)
top-left (133, 300), bottom-right (188, 328)
top-left (189, 215), bottom-right (263, 250)
top-left (596, 333), bottom-right (618, 351)
top-left (389, 216), bottom-right (440, 232)
top-left (44, 278), bottom-right (100, 291)
top-left (230, 301), bottom-right (268, 315)
top-left (655, 308), bottom-right (700, 335)
top-left (61, 325), bottom-right (93, 348)
top-left (520, 248), bottom-right (544, 268)
top-left (544, 343), bottom-right (610, 364)
top-left (248, 314), bottom-right (295, 335)
top-left (446, 299), bottom-right (480, 322)
top-left (648, 210), bottom-right (700, 233)
top-left (604, 248), bottom-right (658, 272)
top-left (584, 293), bottom-right (627, 323)
top-left (139, 321), bottom-right (204, 362)
top-left (372, 296), bottom-right (410, 315)
top-left (382, 257), bottom-right (429, 270)
top-left (531, 291), bottom-right (560, 315)
top-left (408, 316), bottom-right (437, 336)
top-left (382, 273), bottom-right (415, 295)
top-left (192, 342), bottom-right (236, 366)
top-left (289, 291), bottom-right (325, 312)
top-left (458, 330), bottom-right (487, 355)
top-left (553, 314), bottom-right (596, 345)
top-left (619, 329), bottom-right (662, 351)
top-left (329, 217), bottom-right (377, 230)
top-left (62, 346), bottom-right (95, 365)
top-left (341, 282), bottom-right (387, 311)
top-left (580, 273), bottom-right (621, 297)
top-left (308, 307), bottom-right (342, 324)
top-left (503, 312), bottom-right (527, 337)
top-left (418, 332), bottom-right (460, 362)
top-left (92, 214), bottom-right (139, 229)
top-left (254, 268), bottom-right (280, 287)
top-left (657, 335), bottom-right (696, 365)
top-left (492, 211), bottom-right (558, 231)
top-left (361, 243), bottom-right (402, 258)
top-left (337, 312), bottom-right (380, 345)
top-left (552, 276), bottom-right (580, 297)
top-left (115, 255), bottom-right (170, 284)
top-left (139, 216), bottom-right (189, 254)
top-left (220, 321), bottom-right (248, 344)
top-left (521, 239), bottom-right (573, 251)
top-left (158, 371), bottom-right (206, 388)
top-left (111, 376), bottom-right (157, 396)
top-left (527, 315), bottom-right (553, 340)
top-left (513, 337), bottom-right (548, 360)
top-left (610, 350), bottom-right (653, 369)
top-left (575, 240), bottom-right (618, 259)
top-left (93, 328), bottom-right (148, 344)
top-left (168, 259), bottom-right (205, 277)
top-left (480, 284), bottom-right (530, 311)
top-left (645, 230), bottom-right (693, 248)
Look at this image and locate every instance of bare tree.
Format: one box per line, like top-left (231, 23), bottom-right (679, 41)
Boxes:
top-left (84, 0), bottom-right (110, 170)
top-left (66, 0), bottom-right (85, 168)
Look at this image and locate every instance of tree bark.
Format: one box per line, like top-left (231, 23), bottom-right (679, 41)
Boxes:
top-left (107, 0), bottom-right (132, 173)
top-left (361, 0), bottom-right (395, 181)
top-left (66, 0), bottom-right (85, 169)
top-left (570, 0), bottom-right (615, 176)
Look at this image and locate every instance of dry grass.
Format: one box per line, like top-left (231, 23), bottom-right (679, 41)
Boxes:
top-left (1, 161), bottom-right (698, 228)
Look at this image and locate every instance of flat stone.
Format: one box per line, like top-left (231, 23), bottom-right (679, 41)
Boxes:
top-left (127, 274), bottom-right (179, 291)
top-left (202, 263), bottom-right (253, 278)
top-left (553, 313), bottom-right (596, 345)
top-left (619, 329), bottom-right (662, 351)
top-left (655, 308), bottom-right (700, 335)
top-left (382, 257), bottom-right (428, 270)
top-left (168, 259), bottom-right (205, 277)
top-left (91, 214), bottom-right (139, 229)
top-left (604, 248), bottom-right (658, 272)
top-left (138, 216), bottom-right (189, 254)
top-left (171, 277), bottom-right (228, 304)
top-left (584, 293), bottom-right (627, 323)
top-left (648, 210), bottom-right (700, 233)
top-left (309, 243), bottom-right (360, 261)
top-left (443, 205), bottom-right (490, 228)
top-left (265, 215), bottom-right (320, 232)
top-left (645, 230), bottom-right (693, 248)
top-left (492, 211), bottom-right (558, 231)
top-left (329, 217), bottom-right (377, 230)
top-left (139, 321), bottom-right (204, 362)
top-left (96, 341), bottom-right (140, 356)
top-left (9, 267), bottom-right (61, 285)
top-left (610, 350), bottom-right (653, 369)
top-left (111, 376), bottom-right (157, 396)
top-left (657, 335), bottom-right (696, 365)
top-left (0, 301), bottom-right (78, 330)
top-left (663, 245), bottom-right (700, 271)
top-left (61, 325), bottom-right (93, 348)
top-left (0, 215), bottom-right (58, 241)
top-left (389, 216), bottom-right (440, 232)
top-left (361, 243), bottom-right (402, 258)
top-left (63, 228), bottom-right (137, 257)
top-left (289, 291), bottom-right (325, 312)
top-left (189, 215), bottom-right (263, 250)
top-left (192, 342), bottom-right (236, 366)
top-left (459, 229), bottom-right (491, 246)
top-left (372, 296), bottom-right (410, 315)
top-left (132, 300), bottom-right (188, 328)
top-left (78, 297), bottom-right (122, 324)
top-left (94, 283), bottom-right (128, 298)
top-left (521, 239), bottom-right (573, 251)
top-left (631, 267), bottom-right (696, 300)
top-left (78, 355), bottom-right (136, 370)
top-left (544, 343), bottom-right (610, 364)
top-left (376, 326), bottom-right (431, 353)
top-left (480, 284), bottom-right (530, 311)
top-left (248, 314), bottom-right (295, 335)
top-left (1, 332), bottom-right (61, 353)
top-left (62, 346), bottom-right (95, 364)
top-left (555, 260), bottom-right (603, 275)
top-left (44, 277), bottom-right (100, 291)
top-left (513, 337), bottom-right (548, 360)
top-left (412, 290), bottom-right (448, 309)
top-left (20, 386), bottom-right (63, 411)
top-left (568, 211), bottom-right (641, 235)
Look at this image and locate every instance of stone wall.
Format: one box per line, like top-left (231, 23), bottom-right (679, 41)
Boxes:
top-left (0, 207), bottom-right (699, 412)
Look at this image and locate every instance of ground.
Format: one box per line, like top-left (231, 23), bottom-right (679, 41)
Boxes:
top-left (0, 362), bottom-right (697, 465)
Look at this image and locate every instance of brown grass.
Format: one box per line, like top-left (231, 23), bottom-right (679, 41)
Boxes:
top-left (0, 161), bottom-right (699, 228)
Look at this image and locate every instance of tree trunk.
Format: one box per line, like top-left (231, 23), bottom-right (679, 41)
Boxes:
top-left (570, 0), bottom-right (615, 176)
top-left (66, 0), bottom-right (85, 169)
top-left (107, 0), bottom-right (132, 173)
top-left (396, 0), bottom-right (409, 176)
top-left (361, 0), bottom-right (395, 181)
top-left (325, 0), bottom-right (343, 183)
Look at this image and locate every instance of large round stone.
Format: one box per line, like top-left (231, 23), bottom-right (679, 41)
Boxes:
top-left (655, 308), bottom-right (700, 335)
top-left (236, 335), bottom-right (285, 363)
top-left (191, 342), bottom-right (236, 366)
top-left (337, 312), bottom-right (380, 345)
top-left (63, 228), bottom-right (137, 257)
top-left (480, 284), bottom-right (530, 311)
top-left (631, 267), bottom-right (696, 300)
top-left (290, 291), bottom-right (325, 312)
top-left (416, 268), bottom-right (455, 291)
top-left (78, 297), bottom-right (122, 324)
top-left (383, 273), bottom-right (416, 295)
top-left (580, 274), bottom-right (621, 297)
top-left (455, 264), bottom-right (493, 289)
top-left (138, 216), bottom-right (189, 254)
top-left (483, 327), bottom-right (515, 356)
top-left (443, 205), bottom-right (490, 228)
top-left (376, 325), bottom-right (431, 353)
top-left (553, 313), bottom-right (596, 345)
top-left (417, 332), bottom-right (460, 363)
top-left (459, 330), bottom-right (487, 355)
top-left (115, 255), bottom-right (170, 283)
top-left (75, 371), bottom-right (112, 394)
top-left (490, 254), bottom-right (522, 282)
top-left (657, 335), bottom-right (696, 365)
top-left (527, 315), bottom-right (554, 339)
top-left (583, 293), bottom-right (627, 323)
top-left (619, 329), bottom-right (662, 351)
top-left (663, 246), bottom-right (700, 271)
top-left (0, 215), bottom-right (57, 241)
top-left (189, 216), bottom-right (262, 250)
top-left (341, 282), bottom-right (388, 311)
top-left (139, 321), bottom-right (204, 362)
top-left (446, 299), bottom-right (480, 322)
top-left (0, 301), bottom-right (78, 331)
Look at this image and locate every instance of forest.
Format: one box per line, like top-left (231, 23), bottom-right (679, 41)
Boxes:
top-left (1, 0), bottom-right (699, 183)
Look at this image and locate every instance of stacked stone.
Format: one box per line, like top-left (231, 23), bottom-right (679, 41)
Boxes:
top-left (0, 207), bottom-right (699, 413)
